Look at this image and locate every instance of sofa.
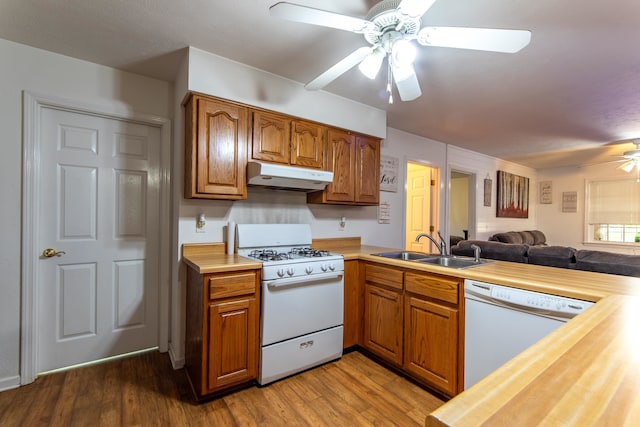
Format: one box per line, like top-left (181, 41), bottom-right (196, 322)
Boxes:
top-left (451, 230), bottom-right (640, 277)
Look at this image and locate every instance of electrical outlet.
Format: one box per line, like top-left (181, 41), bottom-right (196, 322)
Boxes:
top-left (339, 216), bottom-right (346, 231)
top-left (196, 213), bottom-right (206, 233)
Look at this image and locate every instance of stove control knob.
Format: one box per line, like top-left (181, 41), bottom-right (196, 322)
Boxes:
top-left (277, 269), bottom-right (285, 278)
top-left (328, 263), bottom-right (335, 271)
top-left (305, 266), bottom-right (313, 274)
top-left (320, 263), bottom-right (328, 272)
top-left (287, 268), bottom-right (295, 276)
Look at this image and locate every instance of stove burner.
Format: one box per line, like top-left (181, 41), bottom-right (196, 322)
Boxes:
top-left (290, 247), bottom-right (331, 257)
top-left (247, 247), bottom-right (333, 261)
top-left (248, 249), bottom-right (292, 262)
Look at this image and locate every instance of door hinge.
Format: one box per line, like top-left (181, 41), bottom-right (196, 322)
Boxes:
top-left (430, 179), bottom-right (436, 186)
top-left (429, 225), bottom-right (435, 232)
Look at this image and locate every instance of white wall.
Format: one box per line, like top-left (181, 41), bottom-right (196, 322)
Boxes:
top-left (537, 163), bottom-right (638, 253)
top-left (447, 145), bottom-right (538, 240)
top-left (186, 47), bottom-right (386, 139)
top-left (0, 38), bottom-right (172, 390)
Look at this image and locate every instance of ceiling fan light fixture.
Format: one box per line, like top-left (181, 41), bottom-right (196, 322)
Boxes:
top-left (618, 159), bottom-right (638, 173)
top-left (358, 47), bottom-right (385, 79)
top-left (391, 38), bottom-right (416, 65)
top-left (392, 61), bottom-right (414, 82)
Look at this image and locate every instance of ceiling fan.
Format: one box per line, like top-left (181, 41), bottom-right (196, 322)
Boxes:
top-left (617, 141), bottom-right (640, 181)
top-left (269, 0), bottom-right (532, 103)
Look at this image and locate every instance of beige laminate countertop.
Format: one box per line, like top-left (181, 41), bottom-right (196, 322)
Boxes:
top-left (183, 244), bottom-right (640, 426)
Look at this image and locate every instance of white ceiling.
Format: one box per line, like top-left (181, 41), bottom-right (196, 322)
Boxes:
top-left (3, 0), bottom-right (640, 169)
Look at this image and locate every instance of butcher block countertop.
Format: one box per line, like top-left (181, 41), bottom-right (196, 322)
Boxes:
top-left (183, 241), bottom-right (640, 426)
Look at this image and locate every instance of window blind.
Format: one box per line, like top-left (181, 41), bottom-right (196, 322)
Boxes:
top-left (588, 179), bottom-right (640, 224)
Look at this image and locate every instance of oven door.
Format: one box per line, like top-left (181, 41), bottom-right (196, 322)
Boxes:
top-left (261, 272), bottom-right (344, 346)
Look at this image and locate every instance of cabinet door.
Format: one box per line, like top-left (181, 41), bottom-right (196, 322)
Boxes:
top-left (185, 95), bottom-right (247, 199)
top-left (363, 284), bottom-right (403, 366)
top-left (290, 120), bottom-right (325, 169)
top-left (404, 296), bottom-right (458, 396)
top-left (324, 128), bottom-right (356, 203)
top-left (251, 110), bottom-right (290, 164)
top-left (207, 296), bottom-right (258, 392)
top-left (355, 136), bottom-right (380, 204)
top-left (343, 260), bottom-right (362, 348)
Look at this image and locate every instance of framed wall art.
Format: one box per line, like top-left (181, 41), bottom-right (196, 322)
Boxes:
top-left (539, 180), bottom-right (552, 204)
top-left (483, 178), bottom-right (492, 207)
top-left (380, 155), bottom-right (398, 192)
top-left (496, 170), bottom-right (530, 218)
top-left (562, 191), bottom-right (578, 213)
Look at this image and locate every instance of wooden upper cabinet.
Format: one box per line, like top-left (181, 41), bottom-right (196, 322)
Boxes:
top-left (308, 129), bottom-right (380, 205)
top-left (325, 128), bottom-right (357, 203)
top-left (290, 120), bottom-right (324, 169)
top-left (184, 94), bottom-right (248, 200)
top-left (355, 135), bottom-right (380, 204)
top-left (250, 110), bottom-right (325, 169)
top-left (251, 110), bottom-right (291, 164)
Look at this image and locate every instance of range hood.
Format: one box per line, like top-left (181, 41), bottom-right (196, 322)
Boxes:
top-left (247, 161), bottom-right (333, 191)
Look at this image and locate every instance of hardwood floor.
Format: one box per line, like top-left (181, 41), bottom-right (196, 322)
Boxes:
top-left (0, 350), bottom-right (445, 426)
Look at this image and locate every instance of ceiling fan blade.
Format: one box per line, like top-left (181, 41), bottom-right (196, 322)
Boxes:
top-left (398, 0), bottom-right (438, 18)
top-left (269, 2), bottom-right (373, 33)
top-left (305, 47), bottom-right (373, 90)
top-left (417, 27), bottom-right (532, 53)
top-left (392, 63), bottom-right (422, 101)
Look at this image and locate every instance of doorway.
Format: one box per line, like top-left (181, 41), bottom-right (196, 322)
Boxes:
top-left (405, 161), bottom-right (440, 253)
top-left (449, 170), bottom-right (476, 245)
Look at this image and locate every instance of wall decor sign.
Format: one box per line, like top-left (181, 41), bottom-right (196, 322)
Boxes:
top-left (539, 180), bottom-right (553, 204)
top-left (483, 178), bottom-right (492, 207)
top-left (380, 155), bottom-right (398, 192)
top-left (496, 170), bottom-right (530, 218)
top-left (562, 191), bottom-right (578, 213)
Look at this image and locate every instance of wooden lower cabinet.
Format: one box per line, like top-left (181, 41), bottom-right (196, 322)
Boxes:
top-left (404, 272), bottom-right (461, 396)
top-left (404, 295), bottom-right (459, 396)
top-left (362, 263), bottom-right (404, 366)
top-left (185, 268), bottom-right (260, 399)
top-left (360, 262), bottom-right (463, 397)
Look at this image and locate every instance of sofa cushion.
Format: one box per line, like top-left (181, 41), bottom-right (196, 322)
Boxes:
top-left (518, 231), bottom-right (536, 245)
top-left (575, 250), bottom-right (640, 277)
top-left (527, 245), bottom-right (576, 269)
top-left (491, 232), bottom-right (523, 244)
top-left (451, 240), bottom-right (528, 263)
top-left (528, 230), bottom-right (547, 245)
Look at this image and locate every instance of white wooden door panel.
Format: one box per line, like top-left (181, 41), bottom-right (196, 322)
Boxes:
top-left (37, 107), bottom-right (160, 373)
top-left (406, 163), bottom-right (434, 252)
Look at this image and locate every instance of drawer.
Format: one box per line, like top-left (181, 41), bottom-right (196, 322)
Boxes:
top-left (208, 271), bottom-right (257, 300)
top-left (365, 263), bottom-right (403, 290)
top-left (405, 272), bottom-right (459, 305)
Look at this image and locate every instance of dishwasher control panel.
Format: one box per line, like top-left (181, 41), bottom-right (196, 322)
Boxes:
top-left (464, 279), bottom-right (594, 319)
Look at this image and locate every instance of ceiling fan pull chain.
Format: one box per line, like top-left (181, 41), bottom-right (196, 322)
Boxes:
top-left (387, 58), bottom-right (393, 104)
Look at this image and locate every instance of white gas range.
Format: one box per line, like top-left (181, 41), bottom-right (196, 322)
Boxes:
top-left (236, 224), bottom-right (344, 385)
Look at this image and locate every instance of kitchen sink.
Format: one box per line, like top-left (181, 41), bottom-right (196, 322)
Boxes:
top-left (416, 256), bottom-right (494, 269)
top-left (372, 251), bottom-right (432, 261)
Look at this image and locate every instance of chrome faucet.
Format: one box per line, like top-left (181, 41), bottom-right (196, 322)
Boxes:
top-left (470, 244), bottom-right (481, 263)
top-left (415, 231), bottom-right (447, 256)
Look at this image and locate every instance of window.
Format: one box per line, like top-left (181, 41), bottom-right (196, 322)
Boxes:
top-left (587, 179), bottom-right (640, 243)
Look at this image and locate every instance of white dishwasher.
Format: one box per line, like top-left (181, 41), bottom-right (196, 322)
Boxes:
top-left (464, 279), bottom-right (593, 389)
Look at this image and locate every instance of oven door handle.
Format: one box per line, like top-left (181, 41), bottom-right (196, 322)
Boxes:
top-left (266, 272), bottom-right (343, 288)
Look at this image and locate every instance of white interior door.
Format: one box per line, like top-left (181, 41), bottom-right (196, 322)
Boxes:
top-left (36, 107), bottom-right (160, 373)
top-left (406, 162), bottom-right (435, 252)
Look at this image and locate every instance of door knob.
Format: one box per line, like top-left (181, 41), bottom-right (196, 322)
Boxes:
top-left (42, 248), bottom-right (66, 258)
